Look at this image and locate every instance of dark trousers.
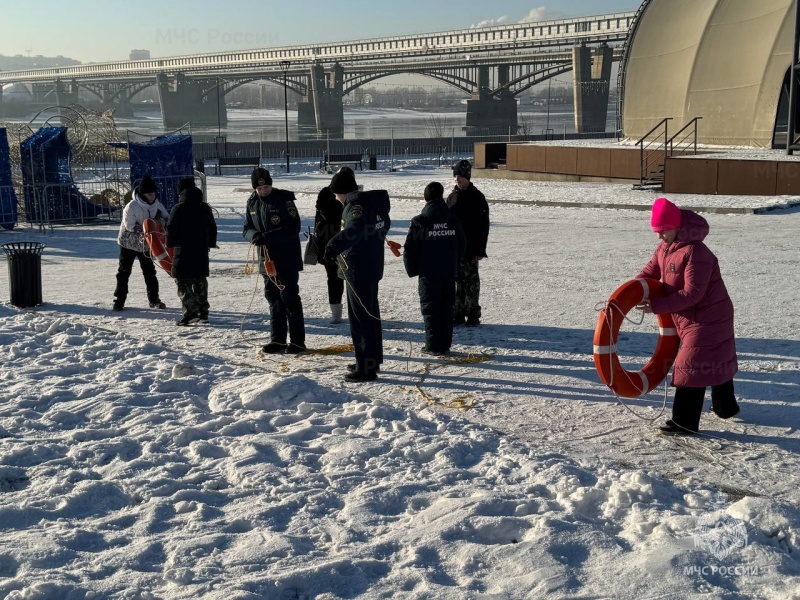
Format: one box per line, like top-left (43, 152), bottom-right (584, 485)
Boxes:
top-left (324, 261), bottom-right (344, 305)
top-left (176, 277), bottom-right (209, 318)
top-left (455, 258), bottom-right (481, 321)
top-left (114, 246), bottom-right (159, 304)
top-left (672, 379), bottom-right (739, 432)
top-left (419, 276), bottom-right (456, 353)
top-left (346, 277), bottom-right (382, 374)
top-left (263, 269), bottom-right (305, 345)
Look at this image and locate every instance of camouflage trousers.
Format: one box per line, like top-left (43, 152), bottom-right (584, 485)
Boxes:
top-left (176, 277), bottom-right (209, 318)
top-left (454, 258), bottom-right (481, 322)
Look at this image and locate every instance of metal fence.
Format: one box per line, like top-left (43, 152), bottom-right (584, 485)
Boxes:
top-left (193, 130), bottom-right (619, 166)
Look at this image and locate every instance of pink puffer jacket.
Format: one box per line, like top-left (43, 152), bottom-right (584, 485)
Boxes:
top-left (637, 210), bottom-right (738, 387)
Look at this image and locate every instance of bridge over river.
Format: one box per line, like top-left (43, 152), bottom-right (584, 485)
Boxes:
top-left (0, 12), bottom-right (634, 134)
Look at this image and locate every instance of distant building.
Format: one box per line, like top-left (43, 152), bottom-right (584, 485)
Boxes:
top-left (129, 49), bottom-right (151, 61)
top-left (0, 54), bottom-right (80, 71)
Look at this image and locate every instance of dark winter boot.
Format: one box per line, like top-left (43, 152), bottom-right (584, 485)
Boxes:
top-left (112, 300), bottom-right (124, 312)
top-left (260, 342), bottom-right (286, 354)
top-left (659, 420), bottom-right (698, 436)
top-left (176, 314), bottom-right (200, 326)
top-left (285, 342), bottom-right (307, 354)
top-left (149, 300), bottom-right (167, 309)
top-left (344, 369), bottom-right (378, 382)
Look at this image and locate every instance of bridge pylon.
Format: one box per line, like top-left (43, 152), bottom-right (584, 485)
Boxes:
top-left (572, 43), bottom-right (613, 134)
top-left (465, 65), bottom-right (518, 134)
top-left (298, 64), bottom-right (344, 135)
top-left (157, 73), bottom-right (227, 129)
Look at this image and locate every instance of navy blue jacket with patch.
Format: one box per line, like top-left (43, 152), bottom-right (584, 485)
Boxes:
top-left (242, 188), bottom-right (302, 274)
top-left (326, 190), bottom-right (391, 282)
top-left (403, 198), bottom-right (465, 280)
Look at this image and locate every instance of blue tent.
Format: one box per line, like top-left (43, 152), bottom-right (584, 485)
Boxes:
top-left (19, 126), bottom-right (102, 224)
top-left (0, 128), bottom-right (18, 230)
top-left (129, 134), bottom-right (193, 212)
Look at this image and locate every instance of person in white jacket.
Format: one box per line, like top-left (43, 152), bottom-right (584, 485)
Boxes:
top-left (113, 175), bottom-right (169, 311)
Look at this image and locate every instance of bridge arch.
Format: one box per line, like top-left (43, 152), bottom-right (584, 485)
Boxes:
top-left (198, 76), bottom-right (307, 102)
top-left (341, 70), bottom-right (474, 96)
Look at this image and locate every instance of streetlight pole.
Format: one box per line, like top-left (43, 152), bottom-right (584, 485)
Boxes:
top-left (280, 60), bottom-right (291, 172)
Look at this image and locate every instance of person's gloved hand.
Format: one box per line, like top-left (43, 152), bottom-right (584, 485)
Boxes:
top-left (323, 246), bottom-right (338, 264)
top-left (251, 233), bottom-right (265, 246)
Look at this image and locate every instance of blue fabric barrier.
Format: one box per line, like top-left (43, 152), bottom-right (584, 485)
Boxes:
top-left (129, 134), bottom-right (193, 212)
top-left (19, 126), bottom-right (101, 224)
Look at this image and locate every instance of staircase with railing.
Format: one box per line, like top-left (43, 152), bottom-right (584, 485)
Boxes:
top-left (633, 117), bottom-right (702, 190)
top-left (633, 118), bottom-right (671, 190)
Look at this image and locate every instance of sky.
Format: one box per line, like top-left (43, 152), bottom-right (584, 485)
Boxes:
top-left (0, 0), bottom-right (643, 62)
top-left (0, 160), bottom-right (798, 597)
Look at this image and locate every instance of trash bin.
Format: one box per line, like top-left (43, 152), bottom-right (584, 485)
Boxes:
top-left (2, 242), bottom-right (44, 308)
top-left (368, 155), bottom-right (377, 170)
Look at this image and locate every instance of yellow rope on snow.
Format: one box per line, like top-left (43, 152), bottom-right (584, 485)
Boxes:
top-left (290, 343), bottom-right (355, 358)
top-left (415, 385), bottom-right (477, 410)
top-left (410, 360), bottom-right (479, 411)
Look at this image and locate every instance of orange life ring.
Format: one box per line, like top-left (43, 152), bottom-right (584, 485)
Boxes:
top-left (143, 218), bottom-right (174, 276)
top-left (593, 278), bottom-right (680, 398)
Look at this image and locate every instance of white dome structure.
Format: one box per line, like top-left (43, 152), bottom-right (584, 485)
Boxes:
top-left (621, 0), bottom-right (794, 147)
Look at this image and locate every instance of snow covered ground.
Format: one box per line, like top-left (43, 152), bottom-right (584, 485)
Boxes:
top-left (0, 167), bottom-right (798, 599)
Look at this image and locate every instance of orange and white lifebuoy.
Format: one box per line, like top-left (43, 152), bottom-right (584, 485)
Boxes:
top-left (143, 218), bottom-right (174, 276)
top-left (593, 278), bottom-right (680, 398)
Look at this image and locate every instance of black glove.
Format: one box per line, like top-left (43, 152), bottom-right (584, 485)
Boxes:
top-left (322, 246), bottom-right (337, 264)
top-left (251, 233), bottom-right (265, 246)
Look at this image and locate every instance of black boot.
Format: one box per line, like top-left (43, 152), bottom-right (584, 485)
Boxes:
top-left (177, 314), bottom-right (200, 326)
top-left (261, 342), bottom-right (286, 354)
top-left (286, 342), bottom-right (307, 354)
top-left (659, 420), bottom-right (697, 436)
top-left (344, 369), bottom-right (377, 382)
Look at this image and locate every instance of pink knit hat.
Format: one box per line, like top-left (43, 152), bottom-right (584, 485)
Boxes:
top-left (650, 197), bottom-right (682, 232)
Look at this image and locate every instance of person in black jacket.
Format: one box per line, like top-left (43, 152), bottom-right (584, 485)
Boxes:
top-left (404, 182), bottom-right (465, 355)
top-left (447, 160), bottom-right (489, 327)
top-left (314, 184), bottom-right (345, 324)
top-left (166, 178), bottom-right (218, 325)
top-left (323, 168), bottom-right (391, 382)
top-left (243, 168), bottom-right (306, 354)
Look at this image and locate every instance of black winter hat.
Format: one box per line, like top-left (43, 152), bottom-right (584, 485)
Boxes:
top-left (177, 177), bottom-right (196, 195)
top-left (453, 159), bottom-right (472, 180)
top-left (183, 186), bottom-right (204, 203)
top-left (424, 181), bottom-right (444, 202)
top-left (251, 167), bottom-right (272, 189)
top-left (137, 174), bottom-right (157, 195)
top-left (330, 167), bottom-right (358, 195)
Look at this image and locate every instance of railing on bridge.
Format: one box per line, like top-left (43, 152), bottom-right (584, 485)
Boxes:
top-left (0, 12), bottom-right (634, 83)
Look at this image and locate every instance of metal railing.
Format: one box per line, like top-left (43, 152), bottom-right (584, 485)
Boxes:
top-left (635, 117), bottom-right (671, 189)
top-left (667, 117), bottom-right (702, 158)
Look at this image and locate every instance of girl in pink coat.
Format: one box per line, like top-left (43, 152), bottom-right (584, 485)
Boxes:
top-left (637, 198), bottom-right (739, 435)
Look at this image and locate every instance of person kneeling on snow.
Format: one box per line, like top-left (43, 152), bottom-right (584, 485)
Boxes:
top-left (166, 178), bottom-right (218, 326)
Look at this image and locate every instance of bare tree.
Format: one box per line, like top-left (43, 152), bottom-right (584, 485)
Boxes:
top-left (424, 115), bottom-right (448, 160)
